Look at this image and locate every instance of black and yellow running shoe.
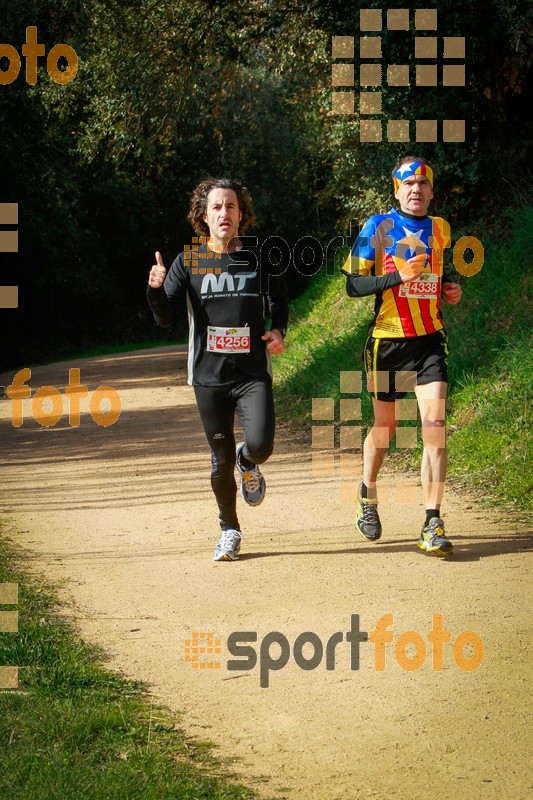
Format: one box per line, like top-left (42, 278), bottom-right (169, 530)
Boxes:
top-left (355, 483), bottom-right (382, 541)
top-left (417, 518), bottom-right (453, 557)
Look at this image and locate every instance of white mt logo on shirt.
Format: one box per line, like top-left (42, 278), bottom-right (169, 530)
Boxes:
top-left (201, 271), bottom-right (257, 294)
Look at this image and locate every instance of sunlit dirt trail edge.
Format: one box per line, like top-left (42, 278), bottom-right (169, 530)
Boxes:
top-left (1, 346), bottom-right (531, 800)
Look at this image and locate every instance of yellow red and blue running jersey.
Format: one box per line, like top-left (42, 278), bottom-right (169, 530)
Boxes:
top-left (343, 208), bottom-right (451, 339)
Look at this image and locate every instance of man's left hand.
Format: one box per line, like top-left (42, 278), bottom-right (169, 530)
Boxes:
top-left (262, 329), bottom-right (286, 354)
top-left (442, 282), bottom-right (462, 304)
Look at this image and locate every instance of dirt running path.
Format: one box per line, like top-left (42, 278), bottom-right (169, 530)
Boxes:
top-left (1, 347), bottom-right (531, 799)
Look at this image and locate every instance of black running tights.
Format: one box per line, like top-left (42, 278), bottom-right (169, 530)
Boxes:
top-left (194, 379), bottom-right (275, 531)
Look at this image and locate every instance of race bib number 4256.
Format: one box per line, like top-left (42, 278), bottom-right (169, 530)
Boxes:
top-left (207, 326), bottom-right (251, 354)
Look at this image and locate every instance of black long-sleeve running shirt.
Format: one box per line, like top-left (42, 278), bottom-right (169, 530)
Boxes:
top-left (147, 244), bottom-right (289, 387)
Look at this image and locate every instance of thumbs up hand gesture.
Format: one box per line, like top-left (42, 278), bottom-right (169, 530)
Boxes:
top-left (148, 251), bottom-right (167, 288)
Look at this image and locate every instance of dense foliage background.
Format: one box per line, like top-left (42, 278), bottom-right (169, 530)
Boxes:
top-left (1, 0), bottom-right (531, 367)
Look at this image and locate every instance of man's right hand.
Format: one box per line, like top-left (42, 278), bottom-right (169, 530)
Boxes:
top-left (148, 251), bottom-right (167, 288)
top-left (398, 253), bottom-right (427, 283)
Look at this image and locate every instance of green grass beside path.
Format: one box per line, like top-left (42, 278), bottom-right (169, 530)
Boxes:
top-left (0, 535), bottom-right (260, 800)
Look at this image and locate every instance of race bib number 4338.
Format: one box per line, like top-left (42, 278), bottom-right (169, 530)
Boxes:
top-left (399, 273), bottom-right (439, 299)
top-left (207, 326), bottom-right (251, 354)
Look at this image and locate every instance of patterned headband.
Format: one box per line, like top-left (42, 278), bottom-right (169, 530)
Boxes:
top-left (393, 161), bottom-right (434, 192)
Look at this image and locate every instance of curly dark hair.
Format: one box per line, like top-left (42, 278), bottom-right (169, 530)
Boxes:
top-left (391, 155), bottom-right (434, 184)
top-left (187, 177), bottom-right (256, 237)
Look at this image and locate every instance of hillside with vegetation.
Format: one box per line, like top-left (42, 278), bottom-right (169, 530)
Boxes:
top-left (273, 204), bottom-right (533, 511)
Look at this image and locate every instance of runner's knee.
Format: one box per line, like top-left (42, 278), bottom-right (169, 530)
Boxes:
top-left (366, 423), bottom-right (396, 449)
top-left (210, 445), bottom-right (235, 477)
top-left (421, 419), bottom-right (446, 447)
top-left (245, 439), bottom-right (274, 465)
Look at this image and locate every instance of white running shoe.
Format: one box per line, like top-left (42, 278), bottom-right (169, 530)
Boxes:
top-left (213, 529), bottom-right (242, 561)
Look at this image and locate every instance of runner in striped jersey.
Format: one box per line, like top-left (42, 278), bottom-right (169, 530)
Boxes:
top-left (342, 156), bottom-right (462, 556)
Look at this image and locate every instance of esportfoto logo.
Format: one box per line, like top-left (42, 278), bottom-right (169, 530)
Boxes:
top-left (184, 613), bottom-right (484, 688)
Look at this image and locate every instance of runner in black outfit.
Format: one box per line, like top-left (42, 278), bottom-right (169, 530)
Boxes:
top-left (147, 178), bottom-right (288, 561)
